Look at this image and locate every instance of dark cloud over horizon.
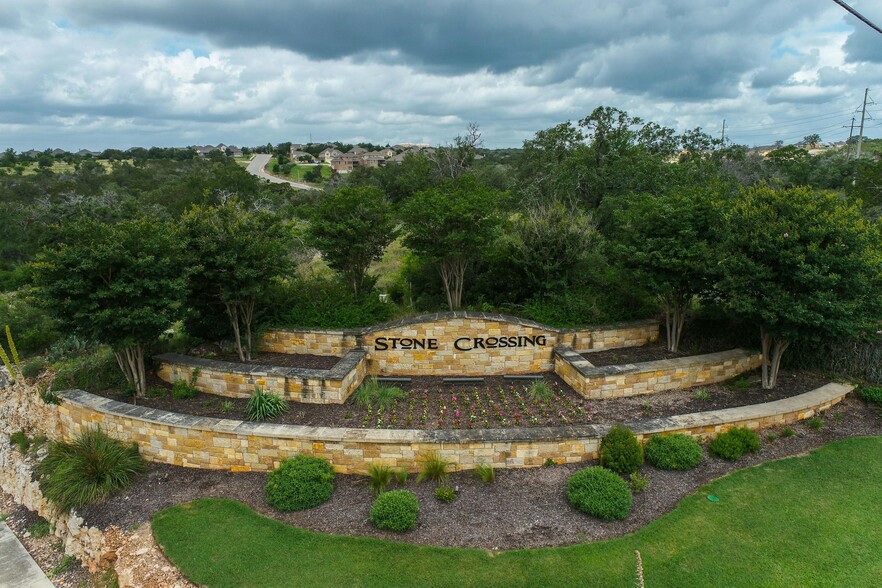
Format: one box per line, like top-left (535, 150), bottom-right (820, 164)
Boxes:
top-left (1, 0), bottom-right (880, 150)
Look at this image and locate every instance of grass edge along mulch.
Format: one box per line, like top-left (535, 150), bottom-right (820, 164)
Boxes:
top-left (152, 436), bottom-right (882, 588)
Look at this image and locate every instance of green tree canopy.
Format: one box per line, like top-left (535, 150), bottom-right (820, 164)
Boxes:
top-left (182, 202), bottom-right (293, 360)
top-left (32, 217), bottom-right (189, 395)
top-left (400, 175), bottom-right (503, 310)
top-left (604, 186), bottom-right (723, 351)
top-left (307, 186), bottom-right (398, 296)
top-left (713, 184), bottom-right (882, 388)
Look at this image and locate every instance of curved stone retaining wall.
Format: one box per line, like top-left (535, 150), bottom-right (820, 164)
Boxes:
top-left (156, 350), bottom-right (367, 404)
top-left (57, 383), bottom-right (851, 474)
top-left (554, 348), bottom-right (763, 399)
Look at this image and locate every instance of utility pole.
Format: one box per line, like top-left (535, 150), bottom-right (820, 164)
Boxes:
top-left (720, 119), bottom-right (726, 145)
top-left (845, 116), bottom-right (855, 162)
top-left (856, 87), bottom-right (868, 159)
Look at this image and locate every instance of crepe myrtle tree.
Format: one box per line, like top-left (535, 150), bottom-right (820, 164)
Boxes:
top-left (400, 175), bottom-right (503, 310)
top-left (307, 185), bottom-right (398, 296)
top-left (182, 201), bottom-right (292, 361)
top-left (32, 217), bottom-right (189, 397)
top-left (714, 184), bottom-right (882, 389)
top-left (603, 186), bottom-right (722, 352)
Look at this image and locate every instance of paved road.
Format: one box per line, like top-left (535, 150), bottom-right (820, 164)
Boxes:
top-left (0, 522), bottom-right (55, 588)
top-left (245, 154), bottom-right (316, 190)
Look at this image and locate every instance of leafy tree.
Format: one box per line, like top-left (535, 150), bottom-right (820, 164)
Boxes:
top-left (307, 186), bottom-right (398, 295)
top-left (765, 145), bottom-right (813, 186)
top-left (713, 184), bottom-right (882, 388)
top-left (803, 134), bottom-right (821, 148)
top-left (429, 123), bottom-right (482, 180)
top-left (503, 198), bottom-right (598, 297)
top-left (32, 217), bottom-right (188, 395)
top-left (400, 176), bottom-right (503, 310)
top-left (182, 202), bottom-right (293, 360)
top-left (604, 187), bottom-right (722, 351)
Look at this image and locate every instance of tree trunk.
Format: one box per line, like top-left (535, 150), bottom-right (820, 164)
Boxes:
top-left (661, 292), bottom-right (690, 352)
top-left (439, 256), bottom-right (469, 310)
top-left (114, 343), bottom-right (146, 399)
top-left (239, 297), bottom-right (256, 362)
top-left (760, 327), bottom-right (790, 389)
top-left (225, 302), bottom-right (245, 362)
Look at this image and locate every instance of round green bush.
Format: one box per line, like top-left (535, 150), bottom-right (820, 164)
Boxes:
top-left (265, 455), bottom-right (335, 511)
top-left (645, 434), bottom-right (703, 470)
top-left (370, 490), bottom-right (419, 532)
top-left (708, 427), bottom-right (761, 461)
top-left (567, 466), bottom-right (632, 520)
top-left (600, 425), bottom-right (643, 474)
top-left (859, 386), bottom-right (882, 406)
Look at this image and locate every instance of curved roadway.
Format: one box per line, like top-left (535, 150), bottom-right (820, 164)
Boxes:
top-left (246, 154), bottom-right (316, 190)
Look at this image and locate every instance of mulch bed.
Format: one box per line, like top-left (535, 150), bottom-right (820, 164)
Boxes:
top-left (583, 341), bottom-right (737, 366)
top-left (78, 396), bottom-right (882, 550)
top-left (112, 367), bottom-right (829, 429)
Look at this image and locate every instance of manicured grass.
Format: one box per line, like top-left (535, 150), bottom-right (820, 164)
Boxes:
top-left (153, 437), bottom-right (882, 587)
top-left (267, 157), bottom-right (331, 182)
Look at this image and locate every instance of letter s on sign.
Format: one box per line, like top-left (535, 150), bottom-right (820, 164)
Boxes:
top-left (375, 337), bottom-right (389, 351)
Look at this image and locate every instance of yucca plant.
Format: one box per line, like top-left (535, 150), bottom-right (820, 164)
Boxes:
top-left (1, 325), bottom-right (22, 379)
top-left (416, 451), bottom-right (452, 484)
top-left (37, 428), bottom-right (145, 513)
top-left (367, 463), bottom-right (393, 495)
top-left (246, 385), bottom-right (289, 421)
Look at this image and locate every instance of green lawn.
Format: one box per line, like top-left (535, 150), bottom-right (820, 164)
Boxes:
top-left (153, 437), bottom-right (882, 587)
top-left (267, 157), bottom-right (331, 182)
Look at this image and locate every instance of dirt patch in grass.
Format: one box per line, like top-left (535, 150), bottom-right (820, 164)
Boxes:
top-left (77, 396), bottom-right (881, 550)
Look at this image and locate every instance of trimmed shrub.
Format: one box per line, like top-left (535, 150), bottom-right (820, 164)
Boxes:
top-left (171, 380), bottom-right (198, 399)
top-left (600, 425), bottom-right (643, 474)
top-left (708, 427), bottom-right (761, 461)
top-left (435, 485), bottom-right (457, 503)
top-left (645, 434), bottom-right (703, 470)
top-left (860, 386), bottom-right (882, 406)
top-left (567, 466), bottom-right (632, 521)
top-left (265, 455), bottom-right (334, 511)
top-left (370, 490), bottom-right (419, 532)
top-left (37, 428), bottom-right (145, 513)
top-left (246, 385), bottom-right (289, 421)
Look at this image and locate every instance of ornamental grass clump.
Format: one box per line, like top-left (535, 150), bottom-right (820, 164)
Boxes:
top-left (708, 427), bottom-right (761, 461)
top-left (370, 490), bottom-right (419, 532)
top-left (354, 378), bottom-right (407, 410)
top-left (567, 466), bottom-right (632, 521)
top-left (265, 455), bottom-right (334, 511)
top-left (37, 428), bottom-right (145, 513)
top-left (600, 425), bottom-right (644, 474)
top-left (474, 462), bottom-right (495, 484)
top-left (246, 385), bottom-right (289, 421)
top-left (367, 463), bottom-right (393, 495)
top-left (645, 434), bottom-right (703, 470)
top-left (416, 452), bottom-right (452, 484)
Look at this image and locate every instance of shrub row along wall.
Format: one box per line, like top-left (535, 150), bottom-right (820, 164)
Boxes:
top-left (554, 348), bottom-right (764, 399)
top-left (56, 384), bottom-right (851, 474)
top-left (155, 350), bottom-right (366, 404)
top-left (259, 313), bottom-right (660, 376)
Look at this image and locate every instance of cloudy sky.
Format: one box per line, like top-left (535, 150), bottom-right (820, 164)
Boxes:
top-left (2, 0), bottom-right (881, 151)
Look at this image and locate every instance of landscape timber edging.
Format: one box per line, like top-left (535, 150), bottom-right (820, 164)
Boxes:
top-left (56, 383), bottom-right (852, 474)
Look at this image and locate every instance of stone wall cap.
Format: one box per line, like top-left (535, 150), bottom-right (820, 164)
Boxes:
top-left (563, 348), bottom-right (761, 377)
top-left (56, 382), bottom-right (852, 443)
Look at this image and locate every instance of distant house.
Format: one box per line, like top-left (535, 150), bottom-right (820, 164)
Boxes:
top-left (76, 149), bottom-right (101, 157)
top-left (290, 148), bottom-right (317, 162)
top-left (51, 148), bottom-right (68, 157)
top-left (23, 149), bottom-right (41, 158)
top-left (388, 153), bottom-right (407, 164)
top-left (360, 151), bottom-right (386, 168)
top-left (347, 146), bottom-right (368, 156)
top-left (319, 148), bottom-right (343, 163)
top-left (330, 153), bottom-right (359, 173)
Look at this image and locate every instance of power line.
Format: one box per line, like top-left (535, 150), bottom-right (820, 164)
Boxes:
top-left (730, 110), bottom-right (855, 131)
top-left (831, 0), bottom-right (882, 36)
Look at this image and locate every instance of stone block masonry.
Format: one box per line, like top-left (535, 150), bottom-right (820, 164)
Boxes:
top-left (155, 350), bottom-right (367, 404)
top-left (554, 348), bottom-right (763, 399)
top-left (55, 383), bottom-right (851, 474)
